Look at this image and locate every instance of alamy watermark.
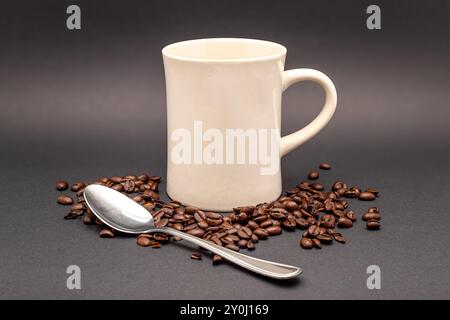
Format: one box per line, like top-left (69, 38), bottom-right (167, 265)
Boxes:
top-left (366, 265), bottom-right (381, 290)
top-left (66, 265), bottom-right (81, 290)
top-left (170, 121), bottom-right (280, 175)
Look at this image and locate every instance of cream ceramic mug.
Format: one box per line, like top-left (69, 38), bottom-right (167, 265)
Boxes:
top-left (163, 38), bottom-right (337, 211)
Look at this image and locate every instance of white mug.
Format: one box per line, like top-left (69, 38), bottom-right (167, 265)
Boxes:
top-left (162, 38), bottom-right (337, 211)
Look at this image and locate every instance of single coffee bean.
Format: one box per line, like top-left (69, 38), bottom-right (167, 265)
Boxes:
top-left (137, 236), bottom-right (152, 247)
top-left (368, 207), bottom-right (379, 213)
top-left (238, 239), bottom-right (248, 248)
top-left (57, 195), bottom-right (73, 205)
top-left (82, 213), bottom-right (94, 225)
top-left (317, 234), bottom-right (334, 244)
top-left (187, 228), bottom-right (205, 237)
top-left (253, 228), bottom-right (269, 239)
top-left (363, 212), bottom-right (381, 221)
top-left (319, 163), bottom-right (331, 170)
top-left (338, 217), bottom-right (353, 228)
top-left (300, 238), bottom-right (314, 249)
top-left (308, 225), bottom-right (320, 237)
top-left (321, 214), bottom-right (336, 229)
top-left (198, 220), bottom-right (209, 229)
top-left (70, 203), bottom-right (84, 211)
top-left (206, 218), bottom-right (223, 226)
top-left (295, 217), bottom-right (309, 229)
top-left (367, 220), bottom-right (381, 230)
top-left (312, 238), bottom-right (322, 249)
top-left (99, 228), bottom-right (114, 238)
top-left (225, 243), bottom-right (240, 252)
top-left (56, 180), bottom-right (68, 191)
top-left (246, 240), bottom-right (255, 250)
top-left (310, 183), bottom-right (324, 191)
top-left (359, 192), bottom-right (376, 201)
top-left (71, 182), bottom-right (86, 192)
top-left (237, 226), bottom-right (252, 239)
top-left (150, 242), bottom-right (161, 249)
top-left (205, 211), bottom-right (222, 219)
top-left (123, 180), bottom-right (135, 193)
top-left (365, 188), bottom-right (379, 197)
top-left (308, 171), bottom-right (319, 180)
top-left (212, 254), bottom-right (224, 264)
top-left (334, 235), bottom-right (346, 243)
top-left (247, 220), bottom-right (259, 230)
top-left (111, 183), bottom-right (124, 192)
top-left (284, 200), bottom-right (298, 211)
top-left (346, 210), bottom-right (357, 222)
top-left (265, 225), bottom-right (282, 235)
top-left (191, 251), bottom-right (202, 260)
top-left (153, 233), bottom-right (169, 243)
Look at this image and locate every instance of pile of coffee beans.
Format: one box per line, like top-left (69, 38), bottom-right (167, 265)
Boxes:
top-left (56, 164), bottom-right (380, 264)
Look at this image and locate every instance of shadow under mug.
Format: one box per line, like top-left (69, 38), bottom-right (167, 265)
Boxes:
top-left (163, 38), bottom-right (337, 211)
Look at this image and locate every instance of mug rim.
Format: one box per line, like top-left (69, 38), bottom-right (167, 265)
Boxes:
top-left (162, 38), bottom-right (287, 63)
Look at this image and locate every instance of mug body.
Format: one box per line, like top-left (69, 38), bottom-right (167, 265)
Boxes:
top-left (163, 38), bottom-right (287, 211)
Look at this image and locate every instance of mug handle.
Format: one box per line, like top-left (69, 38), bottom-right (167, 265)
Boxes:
top-left (280, 69), bottom-right (337, 157)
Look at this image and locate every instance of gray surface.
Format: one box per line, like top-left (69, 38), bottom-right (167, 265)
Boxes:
top-left (1, 0), bottom-right (450, 299)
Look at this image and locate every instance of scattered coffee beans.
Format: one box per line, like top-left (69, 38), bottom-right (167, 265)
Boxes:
top-left (57, 164), bottom-right (381, 264)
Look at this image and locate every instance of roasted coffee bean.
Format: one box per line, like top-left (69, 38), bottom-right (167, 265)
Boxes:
top-left (284, 200), bottom-right (298, 211)
top-left (155, 218), bottom-right (169, 228)
top-left (198, 220), bottom-right (209, 229)
top-left (212, 254), bottom-right (224, 264)
top-left (99, 228), bottom-right (114, 238)
top-left (368, 207), bottom-right (379, 213)
top-left (367, 220), bottom-right (381, 230)
top-left (281, 218), bottom-right (296, 231)
top-left (295, 217), bottom-right (309, 229)
top-left (247, 220), bottom-right (259, 230)
top-left (82, 213), bottom-right (94, 225)
top-left (300, 238), bottom-right (314, 249)
top-left (265, 225), bottom-right (282, 235)
top-left (237, 226), bottom-right (252, 239)
top-left (253, 228), bottom-right (269, 239)
top-left (251, 233), bottom-right (259, 243)
top-left (246, 240), bottom-right (256, 250)
top-left (111, 183), bottom-right (124, 191)
top-left (225, 243), bottom-right (240, 252)
top-left (123, 180), bottom-right (135, 193)
top-left (321, 214), bottom-right (336, 229)
top-left (137, 236), bottom-right (153, 247)
top-left (269, 208), bottom-right (287, 219)
top-left (366, 188), bottom-right (379, 197)
top-left (71, 182), bottom-right (86, 192)
top-left (191, 251), bottom-right (202, 260)
top-left (187, 228), bottom-right (205, 237)
top-left (110, 176), bottom-right (122, 183)
top-left (205, 211), bottom-right (221, 219)
top-left (150, 242), bottom-right (161, 249)
top-left (57, 195), bottom-right (73, 205)
top-left (238, 239), bottom-right (248, 248)
top-left (70, 203), bottom-right (84, 211)
top-left (206, 218), bottom-right (223, 226)
top-left (346, 211), bottom-right (357, 222)
top-left (235, 212), bottom-right (249, 223)
top-left (334, 235), bottom-right (346, 243)
top-left (363, 212), bottom-right (381, 221)
top-left (319, 163), bottom-right (331, 170)
top-left (153, 233), bottom-right (169, 243)
top-left (308, 171), bottom-right (319, 180)
top-left (338, 217), bottom-right (353, 228)
top-left (56, 180), bottom-right (68, 191)
top-left (308, 225), bottom-right (320, 237)
top-left (310, 183), bottom-right (324, 191)
top-left (312, 238), bottom-right (322, 249)
top-left (359, 192), bottom-right (376, 201)
top-left (317, 234), bottom-right (334, 244)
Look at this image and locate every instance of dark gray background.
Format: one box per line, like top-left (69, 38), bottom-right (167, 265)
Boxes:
top-left (1, 0), bottom-right (449, 299)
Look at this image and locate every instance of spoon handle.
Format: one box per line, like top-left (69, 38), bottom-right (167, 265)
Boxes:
top-left (160, 227), bottom-right (302, 279)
